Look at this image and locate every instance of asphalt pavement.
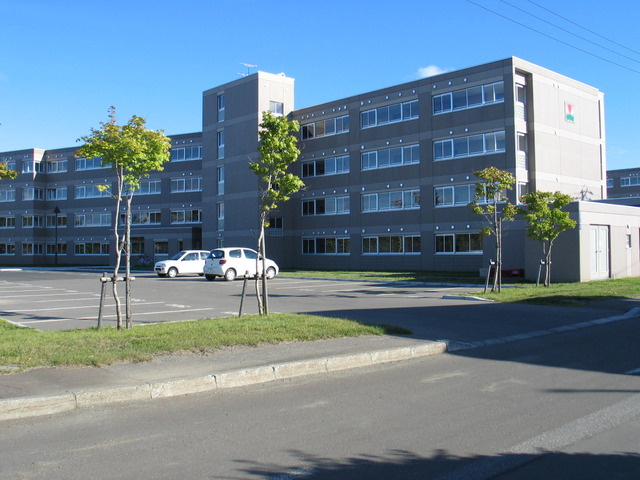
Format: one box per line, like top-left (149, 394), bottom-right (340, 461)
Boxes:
top-left (1, 280), bottom-right (639, 423)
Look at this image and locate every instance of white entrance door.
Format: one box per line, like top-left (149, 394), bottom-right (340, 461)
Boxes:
top-left (590, 225), bottom-right (610, 280)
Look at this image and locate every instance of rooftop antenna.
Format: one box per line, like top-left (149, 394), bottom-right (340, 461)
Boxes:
top-left (237, 63), bottom-right (257, 76)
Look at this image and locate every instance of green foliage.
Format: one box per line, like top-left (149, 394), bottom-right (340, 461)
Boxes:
top-left (469, 167), bottom-right (517, 293)
top-left (249, 111), bottom-right (305, 213)
top-left (0, 162), bottom-right (18, 179)
top-left (518, 191), bottom-right (576, 243)
top-left (76, 106), bottom-right (171, 191)
top-left (518, 190), bottom-right (577, 286)
top-left (249, 111), bottom-right (305, 314)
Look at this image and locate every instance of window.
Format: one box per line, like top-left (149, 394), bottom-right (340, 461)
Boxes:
top-left (434, 184), bottom-right (480, 207)
top-left (621, 177), bottom-right (640, 187)
top-left (0, 216), bottom-right (15, 228)
top-left (75, 157), bottom-right (104, 171)
top-left (154, 241), bottom-right (169, 255)
top-left (22, 243), bottom-right (44, 255)
top-left (2, 159), bottom-right (16, 171)
top-left (268, 217), bottom-right (283, 236)
top-left (361, 144), bottom-right (419, 171)
top-left (22, 215), bottom-right (44, 228)
top-left (361, 100), bottom-right (418, 129)
top-left (217, 166), bottom-right (225, 195)
top-left (74, 213), bottom-right (111, 227)
top-left (302, 196), bottom-right (350, 216)
top-left (433, 81), bottom-right (504, 114)
top-left (137, 180), bottom-right (161, 195)
top-left (46, 159), bottom-right (68, 173)
top-left (217, 202), bottom-right (224, 230)
top-left (46, 242), bottom-right (67, 256)
top-left (75, 184), bottom-right (110, 199)
top-left (170, 146), bottom-right (202, 162)
top-left (0, 243), bottom-right (16, 255)
top-left (433, 131), bottom-right (505, 161)
top-left (301, 155), bottom-right (350, 178)
top-left (303, 237), bottom-right (350, 255)
top-left (46, 214), bottom-right (67, 228)
top-left (607, 178), bottom-right (614, 188)
top-left (217, 94), bottom-right (225, 122)
top-left (0, 189), bottom-right (16, 202)
top-left (269, 101), bottom-right (284, 115)
top-left (170, 177), bottom-right (202, 193)
top-left (22, 160), bottom-right (43, 174)
top-left (300, 115), bottom-right (349, 140)
top-left (121, 211), bottom-right (161, 225)
top-left (361, 189), bottom-right (420, 212)
top-left (46, 187), bottom-right (67, 201)
top-left (75, 242), bottom-right (110, 255)
top-left (362, 235), bottom-right (420, 254)
top-left (217, 131), bottom-right (225, 159)
top-left (170, 208), bottom-right (202, 224)
top-left (435, 233), bottom-right (483, 254)
top-left (22, 187), bottom-right (44, 201)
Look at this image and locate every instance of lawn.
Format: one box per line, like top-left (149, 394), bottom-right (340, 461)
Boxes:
top-left (0, 313), bottom-right (410, 372)
top-left (472, 277), bottom-right (640, 306)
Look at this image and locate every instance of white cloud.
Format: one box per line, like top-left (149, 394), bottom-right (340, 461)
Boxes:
top-left (417, 65), bottom-right (450, 78)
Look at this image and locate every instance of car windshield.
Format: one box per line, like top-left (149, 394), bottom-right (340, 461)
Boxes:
top-left (170, 251), bottom-right (188, 260)
top-left (207, 250), bottom-right (225, 259)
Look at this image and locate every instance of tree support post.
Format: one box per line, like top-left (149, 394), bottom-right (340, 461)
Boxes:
top-left (537, 260), bottom-right (546, 287)
top-left (484, 260), bottom-right (495, 294)
top-left (98, 274), bottom-right (135, 328)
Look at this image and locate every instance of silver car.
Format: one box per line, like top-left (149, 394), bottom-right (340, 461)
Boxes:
top-left (203, 247), bottom-right (279, 281)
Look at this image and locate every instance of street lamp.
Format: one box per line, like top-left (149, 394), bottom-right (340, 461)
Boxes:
top-left (54, 206), bottom-right (60, 265)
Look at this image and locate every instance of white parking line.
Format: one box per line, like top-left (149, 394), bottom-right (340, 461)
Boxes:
top-left (0, 301), bottom-right (166, 313)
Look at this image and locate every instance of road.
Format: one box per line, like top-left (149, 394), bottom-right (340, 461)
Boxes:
top-left (2, 316), bottom-right (639, 479)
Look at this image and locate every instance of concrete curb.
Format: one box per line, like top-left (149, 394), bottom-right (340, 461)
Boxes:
top-left (0, 341), bottom-right (449, 422)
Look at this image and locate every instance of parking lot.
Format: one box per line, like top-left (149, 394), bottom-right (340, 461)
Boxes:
top-left (0, 269), bottom-right (479, 334)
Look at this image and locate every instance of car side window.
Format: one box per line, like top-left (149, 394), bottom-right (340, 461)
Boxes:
top-left (230, 249), bottom-right (242, 258)
top-left (199, 252), bottom-right (208, 260)
top-left (184, 253), bottom-right (197, 261)
top-left (244, 249), bottom-right (257, 260)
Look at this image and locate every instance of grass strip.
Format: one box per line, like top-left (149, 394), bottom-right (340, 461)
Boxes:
top-left (280, 270), bottom-right (485, 284)
top-left (0, 313), bottom-right (410, 372)
top-left (473, 277), bottom-right (640, 306)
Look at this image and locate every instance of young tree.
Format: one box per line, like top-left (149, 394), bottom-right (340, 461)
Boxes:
top-left (76, 107), bottom-right (171, 329)
top-left (0, 162), bottom-right (18, 179)
top-left (469, 166), bottom-right (517, 293)
top-left (518, 191), bottom-right (577, 286)
top-left (249, 111), bottom-right (304, 315)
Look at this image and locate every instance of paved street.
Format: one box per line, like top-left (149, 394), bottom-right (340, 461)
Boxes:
top-left (1, 316), bottom-right (640, 479)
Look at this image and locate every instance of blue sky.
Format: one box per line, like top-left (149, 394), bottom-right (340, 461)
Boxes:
top-left (1, 0), bottom-right (639, 170)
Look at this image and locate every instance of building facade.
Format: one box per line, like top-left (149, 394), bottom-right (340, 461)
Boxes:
top-left (2, 57), bottom-right (638, 281)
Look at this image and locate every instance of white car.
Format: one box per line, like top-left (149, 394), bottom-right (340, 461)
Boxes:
top-left (203, 247), bottom-right (279, 281)
top-left (154, 250), bottom-right (211, 278)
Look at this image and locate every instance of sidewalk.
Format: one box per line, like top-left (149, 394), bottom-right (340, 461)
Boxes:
top-left (1, 297), bottom-right (639, 422)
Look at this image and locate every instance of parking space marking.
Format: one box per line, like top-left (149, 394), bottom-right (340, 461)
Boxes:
top-left (1, 301), bottom-right (166, 313)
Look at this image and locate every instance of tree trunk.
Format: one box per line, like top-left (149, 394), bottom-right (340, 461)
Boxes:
top-left (255, 219), bottom-right (265, 315)
top-left (545, 241), bottom-right (554, 287)
top-left (125, 196), bottom-right (132, 328)
top-left (112, 172), bottom-right (125, 329)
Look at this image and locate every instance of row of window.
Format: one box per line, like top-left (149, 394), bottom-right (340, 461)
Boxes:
top-left (361, 144), bottom-right (419, 171)
top-left (362, 189), bottom-right (420, 212)
top-left (302, 196), bottom-right (350, 216)
top-left (0, 209), bottom-right (203, 229)
top-left (361, 100), bottom-right (419, 129)
top-left (434, 131), bottom-right (505, 161)
top-left (301, 115), bottom-right (350, 140)
top-left (0, 178), bottom-right (203, 203)
top-left (300, 233), bottom-right (481, 255)
top-left (0, 242), bottom-right (107, 256)
top-left (433, 81), bottom-right (504, 115)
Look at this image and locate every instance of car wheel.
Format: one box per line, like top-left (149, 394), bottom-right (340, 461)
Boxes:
top-left (266, 267), bottom-right (276, 279)
top-left (224, 268), bottom-right (237, 281)
top-left (157, 273), bottom-right (167, 278)
top-left (205, 274), bottom-right (216, 281)
top-left (167, 267), bottom-right (178, 278)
